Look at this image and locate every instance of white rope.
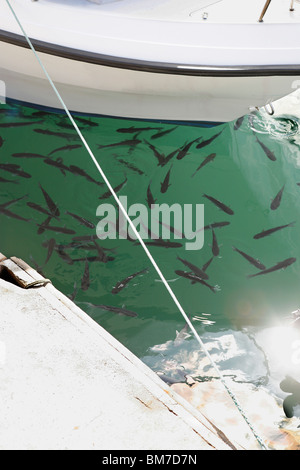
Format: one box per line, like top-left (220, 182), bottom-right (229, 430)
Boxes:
top-left (6, 0), bottom-right (268, 450)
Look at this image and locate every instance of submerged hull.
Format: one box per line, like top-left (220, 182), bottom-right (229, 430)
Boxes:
top-left (1, 0), bottom-right (300, 123)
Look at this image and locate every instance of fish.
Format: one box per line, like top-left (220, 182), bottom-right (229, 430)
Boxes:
top-left (270, 185), bottom-right (285, 211)
top-left (74, 116), bottom-right (99, 128)
top-left (232, 246), bottom-right (266, 270)
top-left (177, 137), bottom-right (200, 160)
top-left (27, 202), bottom-right (60, 221)
top-left (146, 183), bottom-right (157, 208)
top-left (99, 176), bottom-right (127, 200)
top-left (37, 216), bottom-right (52, 235)
top-left (177, 256), bottom-right (209, 280)
top-left (248, 257), bottom-right (296, 278)
top-left (175, 270), bottom-right (216, 293)
top-left (202, 257), bottom-right (214, 272)
top-left (11, 153), bottom-right (46, 159)
top-left (48, 144), bottom-right (82, 156)
top-left (0, 207), bottom-right (30, 222)
top-left (144, 140), bottom-right (165, 166)
top-left (97, 137), bottom-right (141, 149)
top-left (42, 238), bottom-right (56, 265)
top-left (111, 268), bottom-right (148, 294)
top-left (203, 221), bottom-right (230, 230)
top-left (36, 222), bottom-right (76, 235)
top-left (68, 165), bottom-right (103, 186)
top-left (0, 195), bottom-right (28, 210)
top-left (192, 153), bottom-right (216, 177)
top-left (72, 234), bottom-right (99, 243)
top-left (39, 184), bottom-right (60, 218)
top-left (81, 260), bottom-right (90, 291)
top-left (203, 194), bottom-right (234, 215)
top-left (160, 166), bottom-right (172, 194)
top-left (196, 130), bottom-right (223, 149)
top-left (0, 163), bottom-right (31, 178)
top-left (43, 157), bottom-right (69, 176)
top-left (117, 126), bottom-right (162, 134)
top-left (116, 158), bottom-right (144, 175)
top-left (66, 211), bottom-right (95, 229)
top-left (55, 246), bottom-right (74, 265)
top-left (0, 120), bottom-right (43, 128)
top-left (0, 176), bottom-right (18, 184)
top-left (255, 136), bottom-right (277, 162)
top-left (93, 304), bottom-right (138, 318)
top-left (151, 126), bottom-right (178, 140)
top-left (34, 128), bottom-right (80, 141)
top-left (253, 222), bottom-right (295, 240)
top-left (0, 136), bottom-right (4, 148)
top-left (145, 239), bottom-right (183, 248)
top-left (161, 149), bottom-right (179, 167)
top-left (211, 228), bottom-right (220, 257)
top-left (234, 116), bottom-right (244, 131)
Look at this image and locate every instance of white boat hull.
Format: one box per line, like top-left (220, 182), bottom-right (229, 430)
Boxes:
top-left (1, 0), bottom-right (300, 124)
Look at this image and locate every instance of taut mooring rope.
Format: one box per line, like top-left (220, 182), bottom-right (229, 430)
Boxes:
top-left (5, 0), bottom-right (268, 450)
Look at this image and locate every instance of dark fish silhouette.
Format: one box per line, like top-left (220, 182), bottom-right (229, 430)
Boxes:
top-left (48, 144), bottom-right (82, 156)
top-left (175, 270), bottom-right (216, 293)
top-left (211, 228), bottom-right (220, 257)
top-left (117, 126), bottom-right (162, 134)
top-left (192, 153), bottom-right (216, 177)
top-left (146, 183), bottom-right (157, 208)
top-left (0, 120), bottom-right (43, 128)
top-left (0, 196), bottom-right (29, 222)
top-left (42, 238), bottom-right (56, 265)
top-left (34, 128), bottom-right (80, 141)
top-left (151, 126), bottom-right (178, 140)
top-left (99, 176), bottom-right (127, 200)
top-left (0, 176), bottom-right (18, 184)
top-left (248, 257), bottom-right (296, 278)
top-left (160, 166), bottom-right (172, 194)
top-left (43, 157), bottom-right (69, 176)
top-left (81, 260), bottom-right (90, 291)
top-left (203, 194), bottom-right (234, 215)
top-left (55, 246), bottom-right (74, 265)
top-left (202, 257), bottom-right (214, 272)
top-left (36, 221), bottom-right (76, 235)
top-left (232, 246), bottom-right (266, 270)
top-left (145, 239), bottom-right (183, 248)
top-left (0, 207), bottom-right (30, 222)
top-left (255, 136), bottom-right (277, 162)
top-left (39, 184), bottom-right (60, 218)
top-left (98, 137), bottom-right (141, 149)
top-left (144, 140), bottom-right (165, 166)
top-left (27, 202), bottom-right (60, 221)
top-left (117, 158), bottom-right (144, 175)
top-left (177, 256), bottom-right (209, 280)
top-left (0, 195), bottom-right (28, 210)
top-left (11, 153), bottom-right (45, 159)
top-left (112, 268), bottom-right (148, 294)
top-left (0, 163), bottom-right (31, 178)
top-left (196, 130), bottom-right (223, 149)
top-left (253, 222), bottom-right (295, 240)
top-left (270, 185), bottom-right (285, 211)
top-left (204, 221), bottom-right (230, 230)
top-left (66, 211), bottom-right (95, 229)
top-left (0, 136), bottom-right (3, 148)
top-left (93, 304), bottom-right (138, 318)
top-left (234, 116), bottom-right (244, 131)
top-left (68, 165), bottom-right (103, 186)
top-left (177, 137), bottom-right (200, 160)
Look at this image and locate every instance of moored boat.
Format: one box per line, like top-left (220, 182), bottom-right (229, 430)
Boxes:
top-left (1, 0), bottom-right (300, 124)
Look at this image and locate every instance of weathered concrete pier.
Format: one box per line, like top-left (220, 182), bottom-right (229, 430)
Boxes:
top-left (0, 253), bottom-right (235, 450)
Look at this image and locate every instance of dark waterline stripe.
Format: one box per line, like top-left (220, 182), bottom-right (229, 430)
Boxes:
top-left (1, 29), bottom-right (300, 78)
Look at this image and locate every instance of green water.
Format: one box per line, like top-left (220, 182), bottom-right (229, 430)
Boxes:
top-left (1, 101), bottom-right (300, 422)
